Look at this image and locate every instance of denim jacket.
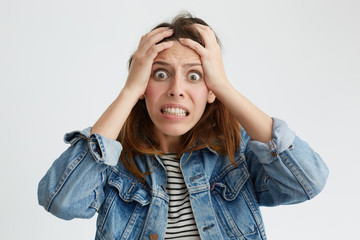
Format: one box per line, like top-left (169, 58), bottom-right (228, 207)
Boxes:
top-left (38, 118), bottom-right (328, 240)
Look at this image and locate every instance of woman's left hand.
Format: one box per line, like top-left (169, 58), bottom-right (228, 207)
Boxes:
top-left (180, 24), bottom-right (273, 143)
top-left (179, 24), bottom-right (230, 92)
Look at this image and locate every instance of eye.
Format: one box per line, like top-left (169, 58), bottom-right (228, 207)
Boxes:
top-left (154, 70), bottom-right (168, 79)
top-left (188, 72), bottom-right (201, 81)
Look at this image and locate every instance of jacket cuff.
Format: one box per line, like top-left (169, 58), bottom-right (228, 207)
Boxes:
top-left (247, 117), bottom-right (296, 164)
top-left (63, 127), bottom-right (122, 166)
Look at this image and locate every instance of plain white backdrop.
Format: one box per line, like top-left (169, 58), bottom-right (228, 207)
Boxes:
top-left (1, 0), bottom-right (359, 239)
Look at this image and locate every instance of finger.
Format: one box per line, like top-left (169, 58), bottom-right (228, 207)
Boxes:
top-left (146, 41), bottom-right (174, 59)
top-left (179, 38), bottom-right (206, 56)
top-left (144, 28), bottom-right (173, 48)
top-left (142, 27), bottom-right (172, 40)
top-left (193, 25), bottom-right (217, 48)
top-left (140, 28), bottom-right (174, 53)
top-left (193, 23), bottom-right (210, 31)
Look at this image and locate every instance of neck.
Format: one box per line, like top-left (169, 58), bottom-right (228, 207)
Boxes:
top-left (156, 133), bottom-right (181, 153)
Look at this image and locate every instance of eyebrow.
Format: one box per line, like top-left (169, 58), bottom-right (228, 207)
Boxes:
top-left (153, 61), bottom-right (202, 68)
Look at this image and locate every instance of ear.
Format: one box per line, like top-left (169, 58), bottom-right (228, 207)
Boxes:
top-left (139, 94), bottom-right (145, 100)
top-left (207, 90), bottom-right (216, 103)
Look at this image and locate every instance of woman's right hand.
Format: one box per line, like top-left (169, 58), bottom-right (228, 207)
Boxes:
top-left (124, 27), bottom-right (174, 98)
top-left (90, 28), bottom-right (173, 140)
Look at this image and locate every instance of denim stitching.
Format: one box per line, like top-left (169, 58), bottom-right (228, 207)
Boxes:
top-left (241, 184), bottom-right (263, 236)
top-left (213, 191), bottom-right (242, 237)
top-left (46, 143), bottom-right (88, 211)
top-left (120, 203), bottom-right (143, 240)
top-left (281, 151), bottom-right (315, 199)
top-left (98, 189), bottom-right (117, 231)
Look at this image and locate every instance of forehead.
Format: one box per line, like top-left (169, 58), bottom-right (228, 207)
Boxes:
top-left (154, 41), bottom-right (201, 64)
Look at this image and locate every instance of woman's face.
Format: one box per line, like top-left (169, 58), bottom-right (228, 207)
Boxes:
top-left (144, 41), bottom-right (215, 151)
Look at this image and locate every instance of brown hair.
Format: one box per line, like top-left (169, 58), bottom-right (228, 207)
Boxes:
top-left (117, 13), bottom-right (241, 182)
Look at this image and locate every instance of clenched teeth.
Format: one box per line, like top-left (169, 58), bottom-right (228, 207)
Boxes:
top-left (161, 107), bottom-right (188, 116)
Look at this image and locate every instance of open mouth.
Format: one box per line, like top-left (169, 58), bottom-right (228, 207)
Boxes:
top-left (161, 107), bottom-right (189, 116)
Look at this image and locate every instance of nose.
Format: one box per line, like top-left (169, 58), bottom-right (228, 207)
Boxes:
top-left (167, 74), bottom-right (184, 98)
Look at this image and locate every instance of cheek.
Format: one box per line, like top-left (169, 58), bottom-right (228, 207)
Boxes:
top-left (145, 81), bottom-right (161, 101)
top-left (190, 86), bottom-right (210, 105)
top-left (144, 81), bottom-right (166, 113)
top-left (145, 81), bottom-right (156, 96)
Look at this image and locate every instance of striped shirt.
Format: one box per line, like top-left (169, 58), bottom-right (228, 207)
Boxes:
top-left (158, 154), bottom-right (201, 240)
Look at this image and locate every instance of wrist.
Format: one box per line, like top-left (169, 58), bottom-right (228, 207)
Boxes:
top-left (210, 79), bottom-right (234, 99)
top-left (121, 84), bottom-right (144, 100)
top-left (118, 87), bottom-right (143, 104)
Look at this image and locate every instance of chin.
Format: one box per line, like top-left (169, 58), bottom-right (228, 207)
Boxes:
top-left (155, 124), bottom-right (193, 138)
top-left (161, 128), bottom-right (189, 137)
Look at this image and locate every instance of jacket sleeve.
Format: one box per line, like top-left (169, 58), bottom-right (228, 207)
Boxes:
top-left (243, 118), bottom-right (329, 206)
top-left (37, 127), bottom-right (122, 220)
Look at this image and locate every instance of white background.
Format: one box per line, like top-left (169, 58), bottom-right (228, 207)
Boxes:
top-left (1, 0), bottom-right (359, 239)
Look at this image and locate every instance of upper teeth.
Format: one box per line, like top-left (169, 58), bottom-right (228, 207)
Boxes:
top-left (162, 107), bottom-right (187, 116)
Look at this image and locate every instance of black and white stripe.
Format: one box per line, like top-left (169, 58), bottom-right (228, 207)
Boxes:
top-left (159, 154), bottom-right (201, 240)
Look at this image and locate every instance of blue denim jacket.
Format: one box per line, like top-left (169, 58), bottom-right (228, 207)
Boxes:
top-left (38, 118), bottom-right (328, 240)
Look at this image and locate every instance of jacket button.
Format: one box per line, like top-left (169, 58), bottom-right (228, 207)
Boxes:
top-left (150, 233), bottom-right (158, 240)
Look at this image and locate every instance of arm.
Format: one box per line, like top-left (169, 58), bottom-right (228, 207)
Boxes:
top-left (180, 25), bottom-right (328, 204)
top-left (38, 28), bottom-right (174, 219)
top-left (37, 127), bottom-right (121, 220)
top-left (90, 27), bottom-right (174, 140)
top-left (243, 118), bottom-right (329, 205)
top-left (179, 24), bottom-right (272, 143)
top-left (211, 83), bottom-right (273, 143)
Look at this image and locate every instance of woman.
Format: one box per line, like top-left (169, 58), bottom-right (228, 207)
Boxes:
top-left (38, 13), bottom-right (328, 240)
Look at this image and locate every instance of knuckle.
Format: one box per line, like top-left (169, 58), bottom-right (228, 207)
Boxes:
top-left (141, 33), bottom-right (151, 41)
top-left (148, 46), bottom-right (158, 54)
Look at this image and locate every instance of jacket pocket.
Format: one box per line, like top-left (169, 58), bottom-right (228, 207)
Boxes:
top-left (210, 162), bottom-right (262, 239)
top-left (96, 171), bottom-right (151, 240)
top-left (210, 160), bottom-right (249, 201)
top-left (107, 171), bottom-right (151, 206)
